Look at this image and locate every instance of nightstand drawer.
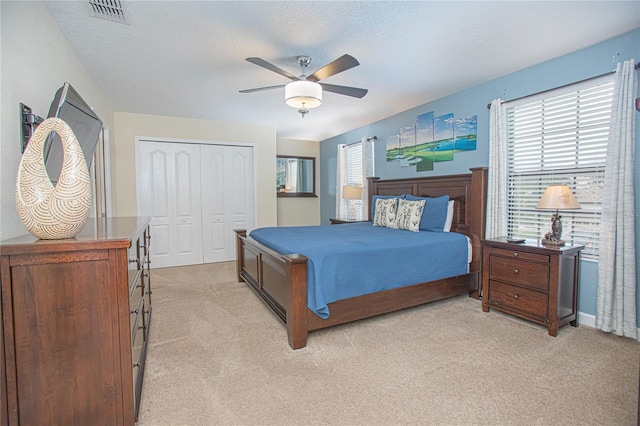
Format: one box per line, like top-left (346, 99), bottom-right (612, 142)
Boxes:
top-left (488, 280), bottom-right (547, 319)
top-left (489, 247), bottom-right (549, 263)
top-left (489, 256), bottom-right (549, 291)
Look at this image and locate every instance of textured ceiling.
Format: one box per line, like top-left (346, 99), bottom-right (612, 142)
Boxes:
top-left (45, 1), bottom-right (640, 141)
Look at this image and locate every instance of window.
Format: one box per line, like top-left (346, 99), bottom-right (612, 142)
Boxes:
top-left (336, 139), bottom-right (375, 220)
top-left (506, 75), bottom-right (614, 260)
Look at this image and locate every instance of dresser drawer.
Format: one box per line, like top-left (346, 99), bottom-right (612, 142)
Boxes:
top-left (488, 280), bottom-right (547, 319)
top-left (488, 247), bottom-right (549, 264)
top-left (131, 302), bottom-right (145, 414)
top-left (128, 242), bottom-right (142, 289)
top-left (489, 256), bottom-right (550, 291)
top-left (130, 292), bottom-right (143, 342)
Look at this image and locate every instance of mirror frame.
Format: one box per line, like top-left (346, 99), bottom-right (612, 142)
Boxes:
top-left (276, 155), bottom-right (317, 198)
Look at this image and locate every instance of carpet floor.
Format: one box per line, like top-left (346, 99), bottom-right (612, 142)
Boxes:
top-left (137, 262), bottom-right (639, 425)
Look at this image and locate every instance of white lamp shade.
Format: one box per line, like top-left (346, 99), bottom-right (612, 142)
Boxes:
top-left (285, 81), bottom-right (322, 109)
top-left (535, 185), bottom-right (581, 210)
top-left (342, 185), bottom-right (363, 200)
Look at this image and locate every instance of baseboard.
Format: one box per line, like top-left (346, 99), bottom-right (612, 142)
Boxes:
top-left (578, 311), bottom-right (596, 328)
top-left (578, 311), bottom-right (640, 337)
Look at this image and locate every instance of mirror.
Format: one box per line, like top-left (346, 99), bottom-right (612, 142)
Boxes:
top-left (276, 155), bottom-right (316, 197)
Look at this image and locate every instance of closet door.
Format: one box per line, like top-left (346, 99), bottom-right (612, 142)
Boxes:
top-left (138, 141), bottom-right (203, 267)
top-left (200, 145), bottom-right (255, 262)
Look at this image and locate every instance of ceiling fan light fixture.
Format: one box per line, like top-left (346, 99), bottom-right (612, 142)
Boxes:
top-left (285, 80), bottom-right (322, 110)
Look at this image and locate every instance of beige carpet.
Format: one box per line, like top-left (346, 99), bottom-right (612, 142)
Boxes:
top-left (137, 262), bottom-right (639, 425)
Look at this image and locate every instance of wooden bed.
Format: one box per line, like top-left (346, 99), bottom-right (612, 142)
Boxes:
top-left (235, 167), bottom-right (487, 349)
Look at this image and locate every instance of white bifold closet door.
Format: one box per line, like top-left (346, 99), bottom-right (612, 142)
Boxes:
top-left (138, 141), bottom-right (204, 268)
top-left (200, 144), bottom-right (254, 263)
top-left (138, 141), bottom-right (254, 268)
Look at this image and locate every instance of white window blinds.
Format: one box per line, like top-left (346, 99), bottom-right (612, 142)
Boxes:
top-left (346, 142), bottom-right (363, 186)
top-left (506, 75), bottom-right (614, 260)
top-left (336, 138), bottom-right (375, 221)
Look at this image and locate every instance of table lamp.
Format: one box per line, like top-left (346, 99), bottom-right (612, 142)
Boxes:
top-left (342, 185), bottom-right (363, 220)
top-left (535, 185), bottom-right (581, 246)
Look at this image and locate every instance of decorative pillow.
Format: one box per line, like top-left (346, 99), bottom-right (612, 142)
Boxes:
top-left (394, 199), bottom-right (426, 232)
top-left (371, 195), bottom-right (403, 221)
top-left (372, 198), bottom-right (398, 228)
top-left (405, 194), bottom-right (450, 232)
top-left (443, 200), bottom-right (455, 232)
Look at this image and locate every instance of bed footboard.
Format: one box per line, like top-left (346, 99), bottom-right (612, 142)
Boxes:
top-left (235, 230), bottom-right (309, 348)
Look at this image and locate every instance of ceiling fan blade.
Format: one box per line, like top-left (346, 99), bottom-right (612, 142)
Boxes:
top-left (245, 57), bottom-right (298, 81)
top-left (239, 84), bottom-right (286, 94)
top-left (319, 83), bottom-right (368, 98)
top-left (307, 54), bottom-right (360, 82)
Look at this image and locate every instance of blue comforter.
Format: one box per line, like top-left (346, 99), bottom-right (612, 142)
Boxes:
top-left (249, 222), bottom-right (469, 319)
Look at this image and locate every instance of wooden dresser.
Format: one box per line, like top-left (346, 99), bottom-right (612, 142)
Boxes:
top-left (481, 237), bottom-right (583, 336)
top-left (1, 217), bottom-right (152, 425)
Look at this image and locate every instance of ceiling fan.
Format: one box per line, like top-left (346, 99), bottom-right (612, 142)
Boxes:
top-left (240, 54), bottom-right (368, 117)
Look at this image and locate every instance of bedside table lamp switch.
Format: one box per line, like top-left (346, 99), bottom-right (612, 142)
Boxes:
top-left (535, 185), bottom-right (581, 246)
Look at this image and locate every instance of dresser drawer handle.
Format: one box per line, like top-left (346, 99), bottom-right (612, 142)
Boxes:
top-left (130, 308), bottom-right (139, 315)
top-left (513, 294), bottom-right (519, 299)
top-left (513, 252), bottom-right (518, 257)
top-left (513, 269), bottom-right (519, 274)
top-left (129, 258), bottom-right (138, 264)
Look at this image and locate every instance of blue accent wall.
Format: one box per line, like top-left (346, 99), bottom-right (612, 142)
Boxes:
top-left (320, 29), bottom-right (640, 323)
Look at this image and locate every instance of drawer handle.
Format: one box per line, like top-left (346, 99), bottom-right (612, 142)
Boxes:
top-left (133, 362), bottom-right (140, 368)
top-left (130, 308), bottom-right (139, 315)
top-left (513, 269), bottom-right (519, 274)
top-left (513, 294), bottom-right (519, 299)
top-left (513, 252), bottom-right (518, 257)
top-left (129, 258), bottom-right (138, 264)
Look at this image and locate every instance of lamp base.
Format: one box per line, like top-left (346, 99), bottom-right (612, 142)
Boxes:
top-left (541, 238), bottom-right (565, 246)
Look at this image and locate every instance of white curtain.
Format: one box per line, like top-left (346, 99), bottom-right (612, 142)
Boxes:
top-left (486, 98), bottom-right (508, 238)
top-left (335, 144), bottom-right (348, 218)
top-left (596, 59), bottom-right (638, 339)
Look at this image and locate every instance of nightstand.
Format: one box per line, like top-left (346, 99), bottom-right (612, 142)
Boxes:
top-left (481, 237), bottom-right (584, 336)
top-left (329, 218), bottom-right (369, 224)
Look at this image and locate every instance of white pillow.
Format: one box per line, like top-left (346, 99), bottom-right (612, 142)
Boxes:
top-left (443, 200), bottom-right (455, 232)
top-left (373, 198), bottom-right (398, 228)
top-left (394, 199), bottom-right (426, 232)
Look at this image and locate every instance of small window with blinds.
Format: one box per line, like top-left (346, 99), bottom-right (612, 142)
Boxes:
top-left (337, 139), bottom-right (375, 221)
top-left (345, 142), bottom-right (364, 219)
top-left (506, 74), bottom-right (614, 260)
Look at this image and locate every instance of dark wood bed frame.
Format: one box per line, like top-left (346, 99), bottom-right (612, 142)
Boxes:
top-left (235, 167), bottom-right (487, 349)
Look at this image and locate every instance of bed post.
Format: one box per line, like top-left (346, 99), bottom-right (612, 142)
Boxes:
top-left (468, 167), bottom-right (488, 299)
top-left (367, 177), bottom-right (381, 221)
top-left (284, 254), bottom-right (308, 349)
top-left (235, 229), bottom-right (247, 282)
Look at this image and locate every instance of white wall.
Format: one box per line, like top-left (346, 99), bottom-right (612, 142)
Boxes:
top-left (276, 138), bottom-right (320, 226)
top-left (113, 112), bottom-right (278, 228)
top-left (0, 1), bottom-right (114, 240)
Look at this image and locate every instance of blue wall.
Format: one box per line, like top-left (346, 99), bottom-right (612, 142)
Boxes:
top-left (320, 29), bottom-right (640, 323)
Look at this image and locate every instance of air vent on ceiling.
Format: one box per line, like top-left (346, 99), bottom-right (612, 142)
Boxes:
top-left (88, 0), bottom-right (128, 24)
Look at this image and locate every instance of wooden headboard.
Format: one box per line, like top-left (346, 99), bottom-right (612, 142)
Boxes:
top-left (367, 167), bottom-right (488, 273)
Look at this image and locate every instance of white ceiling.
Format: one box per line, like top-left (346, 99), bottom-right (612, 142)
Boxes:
top-left (45, 1), bottom-right (640, 141)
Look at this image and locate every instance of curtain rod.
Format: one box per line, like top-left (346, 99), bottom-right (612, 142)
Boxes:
top-left (486, 61), bottom-right (640, 109)
top-left (345, 136), bottom-right (377, 146)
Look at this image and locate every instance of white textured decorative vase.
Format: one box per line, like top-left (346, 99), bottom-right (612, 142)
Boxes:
top-left (15, 117), bottom-right (91, 239)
